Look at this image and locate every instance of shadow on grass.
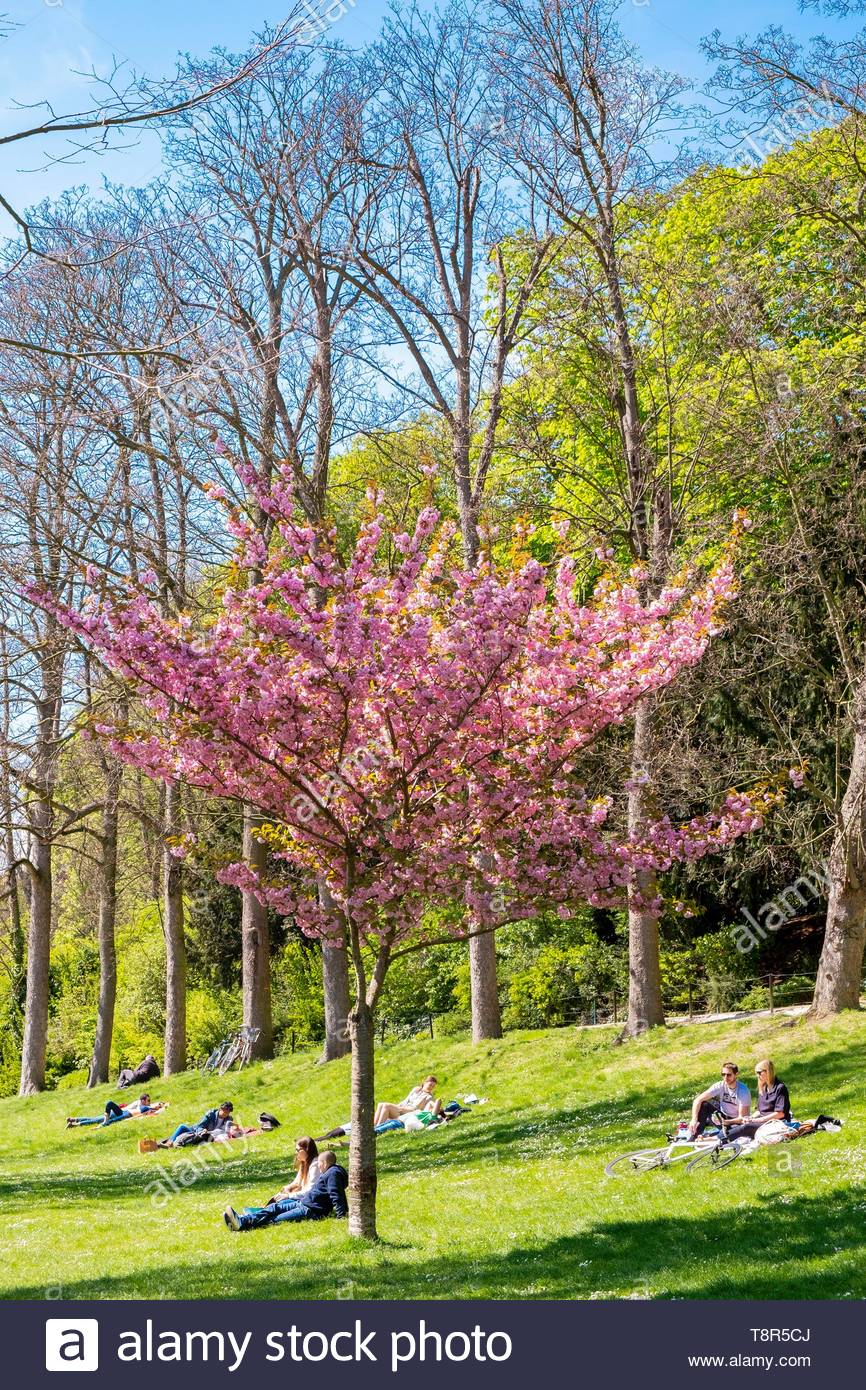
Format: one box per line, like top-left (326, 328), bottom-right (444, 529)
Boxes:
top-left (4, 1187), bottom-right (863, 1301)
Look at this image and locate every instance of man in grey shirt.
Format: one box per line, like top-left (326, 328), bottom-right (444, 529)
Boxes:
top-left (687, 1062), bottom-right (751, 1138)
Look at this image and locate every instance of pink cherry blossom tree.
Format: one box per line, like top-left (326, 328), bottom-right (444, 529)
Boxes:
top-left (32, 466), bottom-right (779, 1238)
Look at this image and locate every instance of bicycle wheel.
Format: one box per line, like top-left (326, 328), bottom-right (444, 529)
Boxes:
top-left (604, 1148), bottom-right (666, 1177)
top-left (686, 1143), bottom-right (740, 1174)
top-left (219, 1040), bottom-right (241, 1075)
top-left (202, 1043), bottom-right (224, 1074)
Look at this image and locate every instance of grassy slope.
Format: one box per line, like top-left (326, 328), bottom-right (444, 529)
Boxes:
top-left (2, 1011), bottom-right (865, 1300)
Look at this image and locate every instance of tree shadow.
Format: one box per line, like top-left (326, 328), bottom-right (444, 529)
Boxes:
top-left (5, 1186), bottom-right (862, 1301)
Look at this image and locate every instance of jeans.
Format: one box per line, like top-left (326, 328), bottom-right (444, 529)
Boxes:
top-left (169, 1123), bottom-right (195, 1143)
top-left (75, 1101), bottom-right (131, 1126)
top-left (102, 1101), bottom-right (131, 1125)
top-left (238, 1198), bottom-right (314, 1230)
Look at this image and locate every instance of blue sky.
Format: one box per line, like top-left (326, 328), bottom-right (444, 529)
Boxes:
top-left (0, 0), bottom-right (857, 237)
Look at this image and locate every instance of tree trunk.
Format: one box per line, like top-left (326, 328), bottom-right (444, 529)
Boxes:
top-left (3, 786), bottom-right (23, 1007)
top-left (162, 782), bottom-right (187, 1073)
top-left (347, 998), bottom-right (377, 1239)
top-left (319, 877), bottom-right (351, 1062)
top-left (89, 761), bottom-right (122, 1087)
top-left (241, 808), bottom-right (273, 1059)
top-left (18, 819), bottom-right (51, 1095)
top-left (470, 928), bottom-right (502, 1041)
top-left (624, 699), bottom-right (665, 1036)
top-left (453, 416), bottom-right (503, 1040)
top-left (812, 674), bottom-right (866, 1015)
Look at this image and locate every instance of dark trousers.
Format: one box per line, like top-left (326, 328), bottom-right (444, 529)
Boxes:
top-left (693, 1100), bottom-right (724, 1136)
top-left (724, 1121), bottom-right (760, 1144)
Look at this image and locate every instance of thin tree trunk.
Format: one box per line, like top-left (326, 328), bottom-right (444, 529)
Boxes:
top-left (19, 816), bottom-right (51, 1095)
top-left (1, 634), bottom-right (23, 1003)
top-left (319, 881), bottom-right (351, 1061)
top-left (89, 760), bottom-right (122, 1087)
top-left (2, 780), bottom-right (23, 1006)
top-left (347, 996), bottom-right (377, 1238)
top-left (162, 781), bottom-right (186, 1074)
top-left (241, 809), bottom-right (273, 1058)
top-left (812, 674), bottom-right (866, 1014)
top-left (454, 418), bottom-right (503, 1041)
top-left (624, 699), bottom-right (665, 1036)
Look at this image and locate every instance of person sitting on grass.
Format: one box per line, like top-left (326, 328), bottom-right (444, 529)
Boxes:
top-left (686, 1062), bottom-right (751, 1139)
top-left (266, 1137), bottom-right (321, 1199)
top-left (373, 1075), bottom-right (442, 1128)
top-left (65, 1093), bottom-right (165, 1128)
top-left (158, 1100), bottom-right (234, 1147)
top-left (721, 1059), bottom-right (791, 1145)
top-left (223, 1149), bottom-right (347, 1231)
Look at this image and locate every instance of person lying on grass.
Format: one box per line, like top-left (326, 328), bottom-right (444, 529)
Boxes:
top-left (66, 1093), bottom-right (166, 1128)
top-left (157, 1100), bottom-right (234, 1147)
top-left (223, 1149), bottom-right (347, 1231)
top-left (686, 1062), bottom-right (751, 1138)
top-left (316, 1099), bottom-right (468, 1142)
top-left (373, 1075), bottom-right (442, 1128)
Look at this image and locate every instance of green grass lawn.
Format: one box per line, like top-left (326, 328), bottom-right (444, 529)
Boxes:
top-left (2, 1011), bottom-right (865, 1300)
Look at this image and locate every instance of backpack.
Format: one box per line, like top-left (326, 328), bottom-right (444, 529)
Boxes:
top-left (259, 1112), bottom-right (281, 1131)
top-left (175, 1127), bottom-right (212, 1146)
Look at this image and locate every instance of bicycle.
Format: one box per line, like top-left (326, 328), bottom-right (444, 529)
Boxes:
top-left (604, 1124), bottom-right (748, 1177)
top-left (201, 1026), bottom-right (262, 1075)
top-left (201, 1035), bottom-right (234, 1075)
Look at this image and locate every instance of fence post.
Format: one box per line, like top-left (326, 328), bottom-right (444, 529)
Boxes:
top-left (768, 975), bottom-right (775, 1015)
top-left (612, 990), bottom-right (617, 1025)
top-left (591, 994), bottom-right (597, 1026)
top-left (428, 1013), bottom-right (434, 1039)
top-left (688, 982), bottom-right (693, 1022)
top-left (380, 1018), bottom-right (387, 1045)
top-left (291, 1030), bottom-right (296, 1055)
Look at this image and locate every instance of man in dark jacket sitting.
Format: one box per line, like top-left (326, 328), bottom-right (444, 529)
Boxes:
top-left (158, 1101), bottom-right (234, 1147)
top-left (224, 1151), bottom-right (348, 1231)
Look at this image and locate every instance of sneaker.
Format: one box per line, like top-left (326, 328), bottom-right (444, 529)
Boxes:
top-left (223, 1206), bottom-right (241, 1232)
top-left (65, 1118), bottom-right (75, 1129)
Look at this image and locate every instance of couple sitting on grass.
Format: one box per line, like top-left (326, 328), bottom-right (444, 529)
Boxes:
top-left (224, 1138), bottom-right (347, 1232)
top-left (686, 1058), bottom-right (840, 1148)
top-left (66, 1093), bottom-right (167, 1128)
top-left (221, 1075), bottom-right (448, 1235)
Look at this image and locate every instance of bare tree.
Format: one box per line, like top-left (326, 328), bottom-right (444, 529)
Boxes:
top-left (0, 11), bottom-right (305, 269)
top-left (157, 44), bottom-right (377, 1060)
top-left (344, 0), bottom-right (552, 1039)
top-left (0, 254), bottom-right (118, 1092)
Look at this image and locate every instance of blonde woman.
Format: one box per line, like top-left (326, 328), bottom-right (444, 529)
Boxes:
top-left (724, 1059), bottom-right (791, 1143)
